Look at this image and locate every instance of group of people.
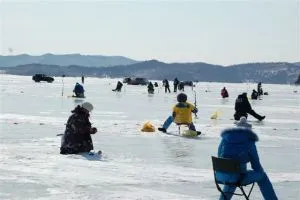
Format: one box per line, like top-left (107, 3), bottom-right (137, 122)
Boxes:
top-left (111, 78), bottom-right (186, 95)
top-left (251, 82), bottom-right (265, 100)
top-left (221, 82), bottom-right (265, 100)
top-left (62, 79), bottom-right (276, 199)
top-left (162, 78), bottom-right (186, 93)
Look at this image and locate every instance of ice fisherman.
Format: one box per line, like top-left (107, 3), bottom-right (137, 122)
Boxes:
top-left (257, 82), bottom-right (263, 96)
top-left (173, 77), bottom-right (179, 92)
top-left (163, 79), bottom-right (171, 93)
top-left (234, 93), bottom-right (265, 121)
top-left (60, 102), bottom-right (97, 154)
top-left (73, 82), bottom-right (85, 97)
top-left (178, 82), bottom-right (185, 91)
top-left (148, 82), bottom-right (154, 94)
top-left (221, 87), bottom-right (229, 98)
top-left (158, 93), bottom-right (201, 135)
top-left (251, 89), bottom-right (259, 100)
top-left (112, 81), bottom-right (123, 92)
top-left (216, 117), bottom-right (278, 200)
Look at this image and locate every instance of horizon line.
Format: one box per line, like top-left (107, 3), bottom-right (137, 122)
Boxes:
top-left (0, 53), bottom-right (299, 66)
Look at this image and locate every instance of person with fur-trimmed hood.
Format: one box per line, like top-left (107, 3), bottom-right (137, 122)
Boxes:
top-left (216, 117), bottom-right (278, 200)
top-left (60, 102), bottom-right (97, 154)
top-left (158, 93), bottom-right (200, 135)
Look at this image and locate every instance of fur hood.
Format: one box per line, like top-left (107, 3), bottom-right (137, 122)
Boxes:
top-left (221, 128), bottom-right (259, 144)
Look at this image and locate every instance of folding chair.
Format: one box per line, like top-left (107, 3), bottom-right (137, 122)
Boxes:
top-left (211, 156), bottom-right (255, 200)
top-left (176, 123), bottom-right (189, 134)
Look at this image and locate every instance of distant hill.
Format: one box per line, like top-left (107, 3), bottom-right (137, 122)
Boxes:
top-left (0, 54), bottom-right (138, 67)
top-left (1, 60), bottom-right (300, 84)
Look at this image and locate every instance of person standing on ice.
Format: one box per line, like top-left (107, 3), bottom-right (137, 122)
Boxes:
top-left (234, 93), bottom-right (265, 121)
top-left (60, 102), bottom-right (97, 154)
top-left (158, 93), bottom-right (201, 135)
top-left (173, 77), bottom-right (179, 92)
top-left (163, 79), bottom-right (171, 93)
top-left (216, 117), bottom-right (278, 200)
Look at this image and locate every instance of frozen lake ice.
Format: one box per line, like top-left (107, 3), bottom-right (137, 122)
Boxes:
top-left (0, 75), bottom-right (299, 199)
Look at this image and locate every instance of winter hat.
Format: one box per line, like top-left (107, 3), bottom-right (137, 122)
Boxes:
top-left (177, 93), bottom-right (187, 102)
top-left (81, 102), bottom-right (94, 112)
top-left (236, 117), bottom-right (252, 129)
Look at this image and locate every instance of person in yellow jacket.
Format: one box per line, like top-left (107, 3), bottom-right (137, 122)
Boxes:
top-left (158, 93), bottom-right (200, 135)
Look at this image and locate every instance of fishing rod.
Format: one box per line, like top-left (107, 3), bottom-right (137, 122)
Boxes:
top-left (61, 74), bottom-right (65, 96)
top-left (193, 90), bottom-right (198, 119)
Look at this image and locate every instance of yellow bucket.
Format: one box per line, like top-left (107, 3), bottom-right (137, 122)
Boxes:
top-left (141, 121), bottom-right (155, 132)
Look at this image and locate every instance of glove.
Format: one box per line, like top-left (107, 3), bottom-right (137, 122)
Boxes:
top-left (91, 127), bottom-right (97, 134)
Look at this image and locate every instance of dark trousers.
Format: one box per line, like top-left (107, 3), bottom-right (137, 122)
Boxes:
top-left (165, 86), bottom-right (170, 93)
top-left (234, 110), bottom-right (263, 120)
top-left (174, 84), bottom-right (178, 92)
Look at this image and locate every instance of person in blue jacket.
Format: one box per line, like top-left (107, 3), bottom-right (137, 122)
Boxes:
top-left (216, 117), bottom-right (278, 200)
top-left (73, 82), bottom-right (85, 97)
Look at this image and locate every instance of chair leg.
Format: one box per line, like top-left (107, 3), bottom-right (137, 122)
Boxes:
top-left (239, 187), bottom-right (249, 200)
top-left (220, 191), bottom-right (228, 200)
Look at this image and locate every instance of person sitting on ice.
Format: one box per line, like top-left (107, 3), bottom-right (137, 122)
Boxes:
top-left (234, 93), bottom-right (265, 121)
top-left (73, 82), bottom-right (85, 97)
top-left (147, 82), bottom-right (154, 94)
top-left (251, 89), bottom-right (259, 100)
top-left (221, 87), bottom-right (229, 98)
top-left (178, 82), bottom-right (185, 91)
top-left (112, 81), bottom-right (123, 92)
top-left (60, 102), bottom-right (97, 154)
top-left (216, 117), bottom-right (278, 200)
top-left (158, 93), bottom-right (201, 135)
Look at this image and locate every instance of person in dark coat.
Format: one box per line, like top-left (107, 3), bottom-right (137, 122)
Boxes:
top-left (60, 102), bottom-right (97, 154)
top-left (154, 82), bottom-right (158, 87)
top-left (73, 82), bottom-right (85, 97)
top-left (216, 117), bottom-right (278, 200)
top-left (173, 78), bottom-right (179, 92)
top-left (112, 81), bottom-right (123, 92)
top-left (221, 87), bottom-right (229, 98)
top-left (178, 82), bottom-right (185, 91)
top-left (234, 93), bottom-right (265, 121)
top-left (257, 82), bottom-right (263, 96)
top-left (81, 76), bottom-right (85, 84)
top-left (251, 89), bottom-right (259, 100)
top-left (147, 82), bottom-right (154, 94)
top-left (163, 79), bottom-right (171, 93)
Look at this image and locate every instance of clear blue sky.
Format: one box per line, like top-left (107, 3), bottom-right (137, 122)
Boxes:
top-left (1, 0), bottom-right (299, 65)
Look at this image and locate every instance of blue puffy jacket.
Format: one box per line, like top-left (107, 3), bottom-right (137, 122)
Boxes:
top-left (74, 83), bottom-right (84, 94)
top-left (216, 128), bottom-right (263, 182)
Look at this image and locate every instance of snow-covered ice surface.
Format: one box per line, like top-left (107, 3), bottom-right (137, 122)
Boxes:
top-left (0, 75), bottom-right (299, 200)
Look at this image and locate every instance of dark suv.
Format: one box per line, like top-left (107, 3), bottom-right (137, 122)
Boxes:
top-left (32, 74), bottom-right (54, 83)
top-left (126, 77), bottom-right (148, 85)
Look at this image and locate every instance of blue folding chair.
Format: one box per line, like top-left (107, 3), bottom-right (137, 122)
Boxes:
top-left (211, 156), bottom-right (255, 200)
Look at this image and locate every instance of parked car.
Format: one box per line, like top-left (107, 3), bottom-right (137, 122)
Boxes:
top-left (123, 77), bottom-right (131, 83)
top-left (123, 77), bottom-right (148, 85)
top-left (32, 74), bottom-right (54, 83)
